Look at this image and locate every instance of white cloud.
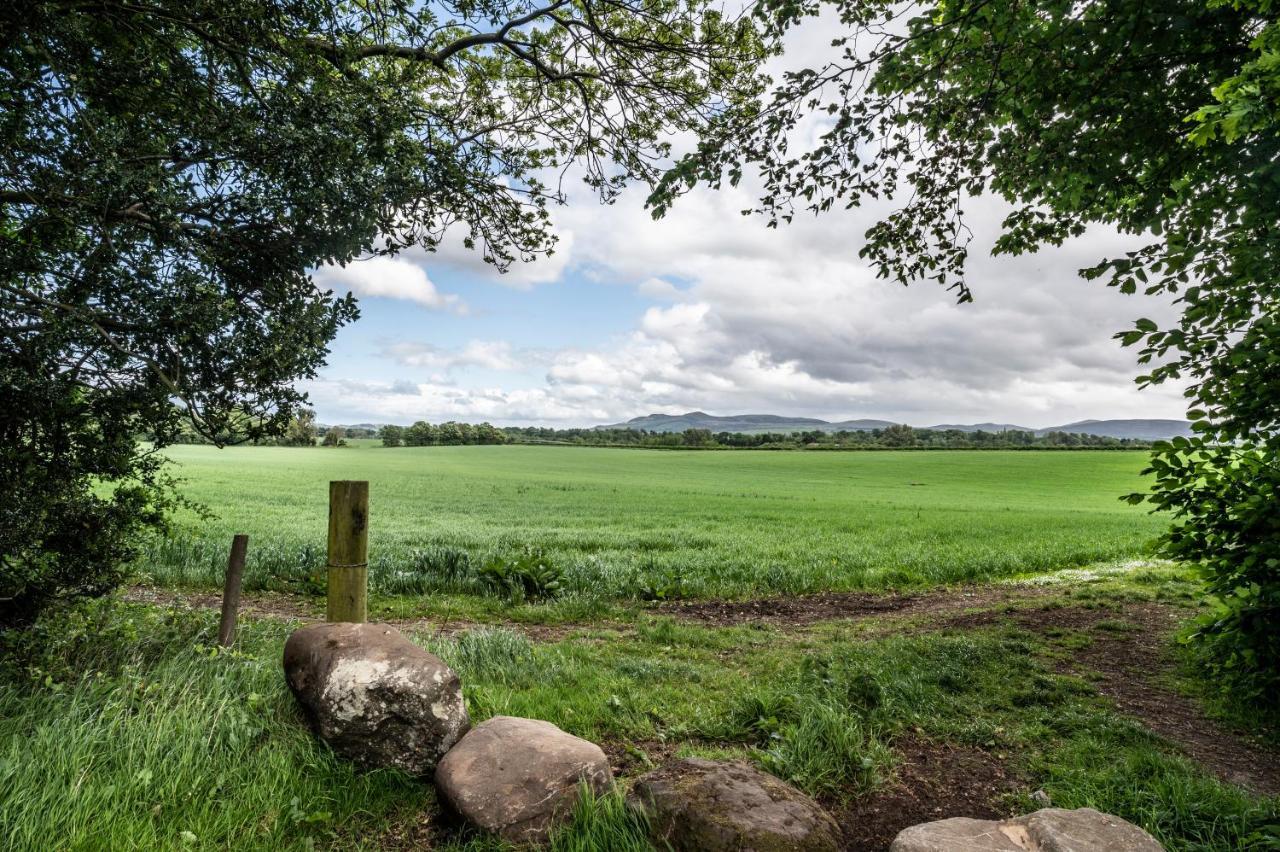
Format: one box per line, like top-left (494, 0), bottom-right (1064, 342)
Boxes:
top-left (636, 277), bottom-right (689, 301)
top-left (315, 256), bottom-right (467, 313)
top-left (304, 378), bottom-right (607, 424)
top-left (488, 177), bottom-right (1189, 426)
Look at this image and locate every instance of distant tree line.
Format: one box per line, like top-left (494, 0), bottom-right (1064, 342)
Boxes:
top-left (169, 417), bottom-right (1153, 451)
top-left (499, 424), bottom-right (1152, 450)
top-left (379, 422), bottom-right (507, 447)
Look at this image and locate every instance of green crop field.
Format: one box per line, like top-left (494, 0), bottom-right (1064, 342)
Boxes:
top-left (144, 445), bottom-right (1165, 599)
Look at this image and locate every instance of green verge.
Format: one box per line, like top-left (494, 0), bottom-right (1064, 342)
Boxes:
top-left (1, 574), bottom-right (1274, 851)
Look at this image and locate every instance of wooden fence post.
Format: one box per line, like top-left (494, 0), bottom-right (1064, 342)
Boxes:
top-left (217, 534), bottom-right (248, 647)
top-left (327, 480), bottom-right (369, 623)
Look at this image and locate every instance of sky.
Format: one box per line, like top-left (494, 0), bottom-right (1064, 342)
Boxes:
top-left (300, 17), bottom-right (1190, 431)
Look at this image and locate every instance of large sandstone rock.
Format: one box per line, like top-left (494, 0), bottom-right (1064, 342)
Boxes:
top-left (891, 807), bottom-right (1164, 852)
top-left (627, 757), bottom-right (841, 852)
top-left (890, 817), bottom-right (1026, 852)
top-left (435, 715), bottom-right (613, 844)
top-left (283, 622), bottom-right (468, 774)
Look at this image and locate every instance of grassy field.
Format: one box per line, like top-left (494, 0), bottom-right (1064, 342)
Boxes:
top-left (145, 444), bottom-right (1165, 599)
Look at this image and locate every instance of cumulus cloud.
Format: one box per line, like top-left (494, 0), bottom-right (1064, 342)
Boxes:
top-left (304, 377), bottom-right (606, 424)
top-left (315, 256), bottom-right (467, 313)
top-left (636, 277), bottom-right (689, 301)
top-left (503, 178), bottom-right (1188, 426)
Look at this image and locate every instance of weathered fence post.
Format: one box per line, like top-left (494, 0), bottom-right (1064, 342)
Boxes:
top-left (217, 533), bottom-right (249, 647)
top-left (327, 480), bottom-right (369, 623)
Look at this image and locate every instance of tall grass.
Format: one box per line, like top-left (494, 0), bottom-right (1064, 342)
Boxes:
top-left (0, 605), bottom-right (420, 851)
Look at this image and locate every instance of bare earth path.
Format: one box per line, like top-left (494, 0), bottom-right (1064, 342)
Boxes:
top-left (126, 582), bottom-right (1062, 637)
top-left (125, 582), bottom-right (1280, 805)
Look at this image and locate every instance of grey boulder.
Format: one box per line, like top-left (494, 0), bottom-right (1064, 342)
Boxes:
top-left (890, 807), bottom-right (1164, 852)
top-left (627, 757), bottom-right (841, 851)
top-left (283, 622), bottom-right (468, 774)
top-left (434, 715), bottom-right (613, 844)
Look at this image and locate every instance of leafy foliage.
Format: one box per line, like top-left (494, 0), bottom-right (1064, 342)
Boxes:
top-left (379, 424), bottom-right (404, 447)
top-left (283, 410), bottom-right (319, 447)
top-left (630, 563), bottom-right (691, 601)
top-left (658, 0), bottom-right (1280, 699)
top-left (320, 426), bottom-right (346, 447)
top-left (399, 420), bottom-right (506, 446)
top-left (0, 362), bottom-right (176, 624)
top-left (1136, 440), bottom-right (1280, 703)
top-left (0, 0), bottom-right (762, 620)
top-left (478, 548), bottom-right (564, 602)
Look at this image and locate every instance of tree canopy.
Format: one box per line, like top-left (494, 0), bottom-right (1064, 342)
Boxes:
top-left (0, 0), bottom-right (762, 622)
top-left (656, 0), bottom-right (1279, 700)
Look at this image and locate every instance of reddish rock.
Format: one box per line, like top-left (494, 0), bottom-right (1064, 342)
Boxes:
top-left (435, 715), bottom-right (613, 844)
top-left (891, 807), bottom-right (1164, 852)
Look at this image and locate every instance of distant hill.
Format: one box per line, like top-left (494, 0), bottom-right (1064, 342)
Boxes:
top-left (598, 412), bottom-right (897, 434)
top-left (1038, 419), bottom-right (1194, 440)
top-left (927, 422), bottom-right (1035, 433)
top-left (597, 411), bottom-right (1192, 440)
top-left (317, 422), bottom-right (388, 433)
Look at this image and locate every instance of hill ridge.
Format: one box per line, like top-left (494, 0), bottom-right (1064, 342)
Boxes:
top-left (596, 411), bottom-right (1192, 440)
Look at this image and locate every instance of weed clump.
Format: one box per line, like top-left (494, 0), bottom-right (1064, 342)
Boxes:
top-left (478, 548), bottom-right (563, 602)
